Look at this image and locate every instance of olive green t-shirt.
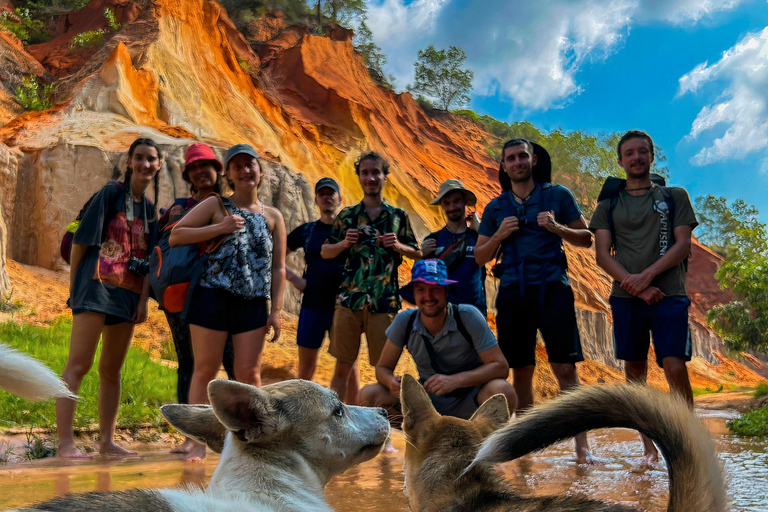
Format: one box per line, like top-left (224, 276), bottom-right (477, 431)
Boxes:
top-left (589, 186), bottom-right (698, 298)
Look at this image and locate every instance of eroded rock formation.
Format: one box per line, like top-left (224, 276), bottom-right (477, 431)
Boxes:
top-left (0, 0), bottom-right (742, 365)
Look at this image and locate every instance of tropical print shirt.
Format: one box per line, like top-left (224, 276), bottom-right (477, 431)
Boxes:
top-left (327, 200), bottom-right (418, 313)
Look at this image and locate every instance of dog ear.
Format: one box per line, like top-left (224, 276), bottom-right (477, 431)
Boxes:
top-left (469, 394), bottom-right (509, 431)
top-left (207, 379), bottom-right (280, 443)
top-left (400, 374), bottom-right (438, 433)
top-left (161, 404), bottom-right (227, 453)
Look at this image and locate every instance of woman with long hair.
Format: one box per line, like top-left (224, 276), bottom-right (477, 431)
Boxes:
top-left (170, 143), bottom-right (286, 461)
top-left (57, 137), bottom-right (162, 458)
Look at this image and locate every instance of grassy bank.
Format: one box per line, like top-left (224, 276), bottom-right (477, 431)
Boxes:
top-left (0, 318), bottom-right (176, 429)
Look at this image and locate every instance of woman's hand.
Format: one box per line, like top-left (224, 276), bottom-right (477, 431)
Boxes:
top-left (266, 311), bottom-right (281, 343)
top-left (219, 214), bottom-right (245, 235)
top-left (132, 299), bottom-right (149, 324)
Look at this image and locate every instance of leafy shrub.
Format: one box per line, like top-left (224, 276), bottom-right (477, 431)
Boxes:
top-left (755, 381), bottom-right (768, 399)
top-left (0, 8), bottom-right (49, 45)
top-left (69, 28), bottom-right (105, 50)
top-left (104, 7), bottom-right (120, 32)
top-left (15, 75), bottom-right (53, 111)
top-left (727, 406), bottom-right (768, 437)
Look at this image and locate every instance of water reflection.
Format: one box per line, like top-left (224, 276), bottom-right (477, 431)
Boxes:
top-left (0, 410), bottom-right (765, 512)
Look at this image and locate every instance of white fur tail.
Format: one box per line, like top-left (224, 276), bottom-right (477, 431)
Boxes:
top-left (0, 344), bottom-right (77, 401)
top-left (473, 384), bottom-right (727, 512)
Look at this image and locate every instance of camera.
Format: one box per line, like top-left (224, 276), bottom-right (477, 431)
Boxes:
top-left (127, 257), bottom-right (149, 276)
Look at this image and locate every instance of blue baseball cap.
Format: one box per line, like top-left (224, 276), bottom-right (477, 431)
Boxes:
top-left (399, 259), bottom-right (458, 304)
top-left (224, 144), bottom-right (260, 170)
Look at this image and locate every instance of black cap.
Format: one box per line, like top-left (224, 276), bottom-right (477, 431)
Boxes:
top-left (315, 177), bottom-right (340, 194)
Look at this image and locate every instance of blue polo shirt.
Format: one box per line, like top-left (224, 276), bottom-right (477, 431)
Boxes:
top-left (424, 227), bottom-right (486, 315)
top-left (478, 182), bottom-right (581, 291)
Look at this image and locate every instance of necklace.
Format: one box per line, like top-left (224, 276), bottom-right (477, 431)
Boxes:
top-left (511, 189), bottom-right (533, 203)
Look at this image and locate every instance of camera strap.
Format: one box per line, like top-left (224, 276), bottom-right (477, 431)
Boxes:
top-left (126, 191), bottom-right (149, 261)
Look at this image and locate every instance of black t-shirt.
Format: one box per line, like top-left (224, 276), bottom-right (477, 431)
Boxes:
top-left (70, 181), bottom-right (158, 320)
top-left (287, 220), bottom-right (345, 311)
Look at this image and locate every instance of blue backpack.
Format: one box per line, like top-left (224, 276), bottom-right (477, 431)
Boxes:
top-left (149, 194), bottom-right (232, 317)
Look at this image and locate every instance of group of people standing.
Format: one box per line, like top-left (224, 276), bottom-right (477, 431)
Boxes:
top-left (55, 129), bottom-right (697, 466)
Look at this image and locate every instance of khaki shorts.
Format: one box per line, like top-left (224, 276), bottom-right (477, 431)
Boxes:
top-left (329, 305), bottom-right (394, 365)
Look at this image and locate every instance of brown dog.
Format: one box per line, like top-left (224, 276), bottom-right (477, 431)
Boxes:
top-left (400, 374), bottom-right (726, 512)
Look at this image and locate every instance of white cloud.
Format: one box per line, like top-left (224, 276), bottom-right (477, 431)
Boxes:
top-left (365, 0), bottom-right (744, 111)
top-left (678, 28), bottom-right (768, 165)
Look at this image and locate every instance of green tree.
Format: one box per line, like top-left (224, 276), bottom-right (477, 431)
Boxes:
top-left (315, 0), bottom-right (366, 27)
top-left (696, 196), bottom-right (768, 351)
top-left (353, 20), bottom-right (390, 87)
top-left (410, 45), bottom-right (473, 111)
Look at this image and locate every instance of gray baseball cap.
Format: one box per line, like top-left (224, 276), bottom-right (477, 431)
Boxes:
top-left (224, 143), bottom-right (260, 169)
top-left (315, 177), bottom-right (340, 194)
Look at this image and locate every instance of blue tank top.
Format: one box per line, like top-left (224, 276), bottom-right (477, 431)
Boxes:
top-left (201, 205), bottom-right (273, 299)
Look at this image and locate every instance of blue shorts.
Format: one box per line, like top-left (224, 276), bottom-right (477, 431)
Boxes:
top-left (610, 295), bottom-right (692, 367)
top-left (297, 308), bottom-right (334, 349)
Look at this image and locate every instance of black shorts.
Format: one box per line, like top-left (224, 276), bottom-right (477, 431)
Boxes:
top-left (495, 281), bottom-right (584, 368)
top-left (610, 295), bottom-right (692, 368)
top-left (296, 308), bottom-right (334, 349)
top-left (188, 286), bottom-right (268, 335)
top-left (72, 309), bottom-right (131, 325)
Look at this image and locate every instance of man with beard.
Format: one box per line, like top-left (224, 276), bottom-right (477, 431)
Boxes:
top-left (421, 180), bottom-right (486, 315)
top-left (360, 259), bottom-right (516, 418)
top-left (475, 138), bottom-right (595, 464)
top-left (286, 178), bottom-right (359, 400)
top-left (322, 152), bottom-right (420, 403)
top-left (590, 130), bottom-right (697, 464)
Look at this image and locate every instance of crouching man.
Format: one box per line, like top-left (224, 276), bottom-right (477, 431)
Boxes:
top-left (361, 259), bottom-right (516, 419)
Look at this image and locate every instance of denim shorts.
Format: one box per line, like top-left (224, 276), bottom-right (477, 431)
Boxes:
top-left (610, 295), bottom-right (692, 367)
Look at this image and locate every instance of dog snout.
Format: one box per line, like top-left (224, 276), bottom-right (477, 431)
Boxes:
top-left (376, 407), bottom-right (387, 418)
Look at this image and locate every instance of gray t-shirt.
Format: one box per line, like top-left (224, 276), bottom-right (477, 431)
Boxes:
top-left (589, 186), bottom-right (698, 298)
top-left (386, 304), bottom-right (497, 380)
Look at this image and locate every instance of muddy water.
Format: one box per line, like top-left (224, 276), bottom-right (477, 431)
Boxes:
top-left (0, 410), bottom-right (765, 511)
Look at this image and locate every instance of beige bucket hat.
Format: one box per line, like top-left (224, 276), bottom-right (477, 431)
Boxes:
top-left (430, 179), bottom-right (478, 206)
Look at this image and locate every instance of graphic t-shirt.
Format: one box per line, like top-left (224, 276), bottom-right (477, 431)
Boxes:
top-left (327, 201), bottom-right (419, 314)
top-left (478, 183), bottom-right (582, 291)
top-left (589, 186), bottom-right (698, 298)
top-left (287, 220), bottom-right (345, 311)
top-left (424, 227), bottom-right (486, 314)
top-left (70, 181), bottom-right (157, 320)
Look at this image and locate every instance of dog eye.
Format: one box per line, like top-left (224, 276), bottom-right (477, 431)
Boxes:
top-left (333, 405), bottom-right (345, 418)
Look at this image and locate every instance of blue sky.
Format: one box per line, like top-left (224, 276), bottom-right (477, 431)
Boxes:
top-left (365, 0), bottom-right (768, 221)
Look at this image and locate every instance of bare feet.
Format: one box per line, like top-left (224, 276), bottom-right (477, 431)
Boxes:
top-left (382, 438), bottom-right (398, 454)
top-left (183, 441), bottom-right (206, 462)
top-left (576, 450), bottom-right (601, 465)
top-left (99, 441), bottom-right (137, 457)
top-left (56, 443), bottom-right (93, 459)
top-left (171, 437), bottom-right (196, 454)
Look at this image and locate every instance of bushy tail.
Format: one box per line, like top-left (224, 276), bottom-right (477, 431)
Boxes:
top-left (0, 344), bottom-right (77, 401)
top-left (472, 384), bottom-right (726, 512)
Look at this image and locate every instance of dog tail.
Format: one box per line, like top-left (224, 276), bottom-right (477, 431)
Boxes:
top-left (472, 384), bottom-right (726, 512)
top-left (0, 344), bottom-right (77, 401)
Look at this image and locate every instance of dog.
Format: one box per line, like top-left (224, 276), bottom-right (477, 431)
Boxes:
top-left (3, 374), bottom-right (390, 512)
top-left (400, 374), bottom-right (726, 512)
top-left (0, 344), bottom-right (77, 401)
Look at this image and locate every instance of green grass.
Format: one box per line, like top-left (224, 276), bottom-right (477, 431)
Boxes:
top-left (754, 381), bottom-right (768, 399)
top-left (692, 384), bottom-right (725, 397)
top-left (0, 318), bottom-right (176, 429)
top-left (727, 407), bottom-right (768, 437)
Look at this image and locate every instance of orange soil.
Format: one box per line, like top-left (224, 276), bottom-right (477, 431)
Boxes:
top-left (3, 260), bottom-right (764, 402)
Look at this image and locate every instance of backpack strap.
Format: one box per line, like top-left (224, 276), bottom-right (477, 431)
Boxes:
top-left (450, 303), bottom-right (473, 347)
top-left (404, 309), bottom-right (446, 375)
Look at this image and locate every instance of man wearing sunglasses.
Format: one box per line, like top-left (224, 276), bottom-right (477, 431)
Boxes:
top-left (475, 138), bottom-right (595, 464)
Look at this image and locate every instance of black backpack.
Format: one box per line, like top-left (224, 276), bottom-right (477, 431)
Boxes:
top-left (597, 173), bottom-right (685, 268)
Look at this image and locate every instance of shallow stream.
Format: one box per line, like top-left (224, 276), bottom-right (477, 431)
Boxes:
top-left (0, 409), bottom-right (765, 511)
